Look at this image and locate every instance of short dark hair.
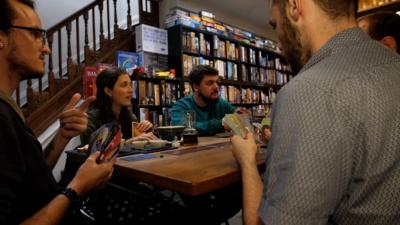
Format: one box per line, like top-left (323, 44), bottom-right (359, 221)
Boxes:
top-left (188, 65), bottom-right (218, 86)
top-left (0, 0), bottom-right (35, 32)
top-left (359, 12), bottom-right (400, 53)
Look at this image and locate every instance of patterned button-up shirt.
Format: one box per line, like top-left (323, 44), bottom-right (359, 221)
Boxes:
top-left (259, 28), bottom-right (400, 225)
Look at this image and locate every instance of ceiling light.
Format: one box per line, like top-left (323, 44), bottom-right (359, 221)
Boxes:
top-left (397, 11), bottom-right (400, 16)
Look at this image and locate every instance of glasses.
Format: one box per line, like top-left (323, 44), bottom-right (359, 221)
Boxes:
top-left (9, 25), bottom-right (47, 46)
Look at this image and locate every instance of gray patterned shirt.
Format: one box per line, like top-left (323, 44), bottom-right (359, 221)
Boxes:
top-left (259, 28), bottom-right (400, 225)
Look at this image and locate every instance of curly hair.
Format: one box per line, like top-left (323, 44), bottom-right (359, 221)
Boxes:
top-left (188, 65), bottom-right (219, 87)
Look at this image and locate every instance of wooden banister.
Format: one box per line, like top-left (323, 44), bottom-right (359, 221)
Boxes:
top-left (21, 0), bottom-right (160, 136)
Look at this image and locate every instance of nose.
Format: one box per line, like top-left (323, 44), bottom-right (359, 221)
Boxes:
top-left (41, 43), bottom-right (51, 55)
top-left (213, 82), bottom-right (219, 89)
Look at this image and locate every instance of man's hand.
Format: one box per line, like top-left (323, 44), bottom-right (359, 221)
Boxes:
top-left (234, 107), bottom-right (251, 115)
top-left (59, 93), bottom-right (95, 140)
top-left (68, 151), bottom-right (115, 195)
top-left (231, 132), bottom-right (258, 167)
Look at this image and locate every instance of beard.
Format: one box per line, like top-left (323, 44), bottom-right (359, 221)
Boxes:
top-left (8, 44), bottom-right (44, 80)
top-left (279, 11), bottom-right (311, 74)
top-left (198, 90), bottom-right (220, 104)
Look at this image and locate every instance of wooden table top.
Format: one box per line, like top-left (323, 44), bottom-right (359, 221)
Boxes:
top-left (115, 137), bottom-right (266, 196)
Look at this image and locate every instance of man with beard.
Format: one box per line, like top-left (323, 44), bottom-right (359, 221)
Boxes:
top-left (0, 0), bottom-right (115, 224)
top-left (231, 0), bottom-right (400, 225)
top-left (171, 65), bottom-right (236, 136)
top-left (358, 12), bottom-right (400, 54)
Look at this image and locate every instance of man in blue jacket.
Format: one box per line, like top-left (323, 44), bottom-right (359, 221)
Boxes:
top-left (171, 65), bottom-right (235, 136)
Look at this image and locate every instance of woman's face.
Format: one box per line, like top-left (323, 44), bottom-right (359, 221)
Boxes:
top-left (110, 73), bottom-right (133, 107)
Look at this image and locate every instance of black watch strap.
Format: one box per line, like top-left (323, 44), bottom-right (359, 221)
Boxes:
top-left (61, 187), bottom-right (80, 204)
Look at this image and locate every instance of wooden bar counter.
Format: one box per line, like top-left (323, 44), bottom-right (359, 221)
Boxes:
top-left (115, 137), bottom-right (266, 196)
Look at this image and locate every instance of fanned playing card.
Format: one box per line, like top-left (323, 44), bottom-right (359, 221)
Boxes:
top-left (89, 121), bottom-right (122, 162)
top-left (223, 113), bottom-right (259, 142)
top-left (222, 113), bottom-right (248, 138)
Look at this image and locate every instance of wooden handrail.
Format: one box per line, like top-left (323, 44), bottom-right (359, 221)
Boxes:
top-left (21, 0), bottom-right (163, 136)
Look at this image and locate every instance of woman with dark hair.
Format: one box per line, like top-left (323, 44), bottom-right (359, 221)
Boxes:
top-left (80, 68), bottom-right (156, 145)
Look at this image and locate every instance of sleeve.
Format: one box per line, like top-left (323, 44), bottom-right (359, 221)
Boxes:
top-left (170, 100), bottom-right (189, 127)
top-left (226, 101), bottom-right (236, 114)
top-left (258, 82), bottom-right (354, 225)
top-left (80, 110), bottom-right (100, 146)
top-left (194, 119), bottom-right (225, 136)
top-left (0, 114), bottom-right (25, 224)
top-left (131, 113), bottom-right (138, 122)
top-left (191, 100), bottom-right (234, 136)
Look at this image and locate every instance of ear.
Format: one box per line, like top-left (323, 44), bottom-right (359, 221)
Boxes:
top-left (0, 31), bottom-right (7, 49)
top-left (192, 84), bottom-right (199, 92)
top-left (287, 0), bottom-right (301, 22)
top-left (104, 87), bottom-right (113, 97)
top-left (380, 36), bottom-right (398, 53)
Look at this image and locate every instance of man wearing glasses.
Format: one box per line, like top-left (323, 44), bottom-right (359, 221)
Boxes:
top-left (0, 0), bottom-right (115, 224)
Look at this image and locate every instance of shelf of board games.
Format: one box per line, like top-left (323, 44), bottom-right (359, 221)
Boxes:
top-left (167, 24), bottom-right (293, 107)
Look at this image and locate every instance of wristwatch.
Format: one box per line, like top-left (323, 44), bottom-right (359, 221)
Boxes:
top-left (61, 187), bottom-right (80, 204)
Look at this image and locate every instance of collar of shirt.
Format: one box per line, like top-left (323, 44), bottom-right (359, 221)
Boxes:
top-left (299, 27), bottom-right (370, 74)
top-left (0, 90), bottom-right (25, 123)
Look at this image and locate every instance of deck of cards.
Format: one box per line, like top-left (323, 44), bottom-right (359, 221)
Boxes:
top-left (89, 121), bottom-right (123, 163)
top-left (222, 113), bottom-right (258, 141)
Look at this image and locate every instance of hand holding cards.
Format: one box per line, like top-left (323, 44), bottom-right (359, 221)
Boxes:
top-left (89, 121), bottom-right (123, 163)
top-left (222, 113), bottom-right (259, 142)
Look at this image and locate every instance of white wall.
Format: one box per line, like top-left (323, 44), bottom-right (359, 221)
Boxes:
top-left (36, 0), bottom-right (95, 29)
top-left (36, 0), bottom-right (139, 29)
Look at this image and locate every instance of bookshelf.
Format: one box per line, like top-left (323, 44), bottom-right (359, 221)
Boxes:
top-left (131, 74), bottom-right (180, 126)
top-left (132, 23), bottom-right (293, 126)
top-left (167, 24), bottom-right (292, 110)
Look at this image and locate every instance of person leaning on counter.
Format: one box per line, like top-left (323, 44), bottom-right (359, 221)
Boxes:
top-left (170, 65), bottom-right (236, 136)
top-left (80, 68), bottom-right (157, 145)
top-left (0, 0), bottom-right (115, 224)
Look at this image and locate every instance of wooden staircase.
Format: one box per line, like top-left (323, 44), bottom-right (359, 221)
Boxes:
top-left (18, 0), bottom-right (159, 136)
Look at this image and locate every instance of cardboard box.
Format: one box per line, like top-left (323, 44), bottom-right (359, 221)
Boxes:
top-left (135, 24), bottom-right (168, 55)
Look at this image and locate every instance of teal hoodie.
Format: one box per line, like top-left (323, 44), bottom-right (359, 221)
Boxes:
top-left (171, 95), bottom-right (235, 136)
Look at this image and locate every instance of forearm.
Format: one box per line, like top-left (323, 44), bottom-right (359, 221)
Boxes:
top-left (241, 161), bottom-right (264, 225)
top-left (44, 132), bottom-right (69, 169)
top-left (20, 194), bottom-right (70, 225)
top-left (195, 119), bottom-right (224, 135)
